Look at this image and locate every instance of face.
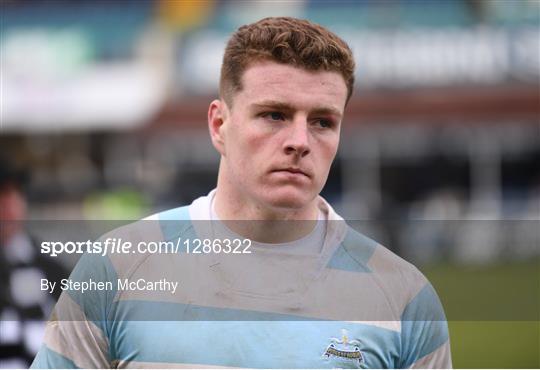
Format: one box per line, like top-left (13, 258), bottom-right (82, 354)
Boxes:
top-left (209, 61), bottom-right (348, 214)
top-left (0, 184), bottom-right (27, 245)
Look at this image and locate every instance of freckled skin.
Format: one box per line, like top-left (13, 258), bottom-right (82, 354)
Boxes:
top-left (208, 61), bottom-right (348, 221)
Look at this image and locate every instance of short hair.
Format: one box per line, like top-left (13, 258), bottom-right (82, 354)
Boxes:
top-left (219, 17), bottom-right (355, 107)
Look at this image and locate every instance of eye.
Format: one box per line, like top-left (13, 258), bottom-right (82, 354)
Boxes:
top-left (263, 112), bottom-right (285, 121)
top-left (314, 118), bottom-right (334, 128)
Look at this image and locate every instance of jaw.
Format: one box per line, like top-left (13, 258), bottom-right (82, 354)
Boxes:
top-left (215, 163), bottom-right (319, 220)
top-left (260, 184), bottom-right (315, 210)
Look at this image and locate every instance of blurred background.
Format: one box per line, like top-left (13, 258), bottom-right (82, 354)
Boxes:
top-left (1, 0), bottom-right (539, 368)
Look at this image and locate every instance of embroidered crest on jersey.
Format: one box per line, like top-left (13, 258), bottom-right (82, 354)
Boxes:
top-left (322, 329), bottom-right (364, 366)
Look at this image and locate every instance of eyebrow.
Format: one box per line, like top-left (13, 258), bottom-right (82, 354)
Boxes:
top-left (251, 100), bottom-right (343, 118)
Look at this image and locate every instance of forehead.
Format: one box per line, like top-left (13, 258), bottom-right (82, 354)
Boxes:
top-left (234, 61), bottom-right (348, 112)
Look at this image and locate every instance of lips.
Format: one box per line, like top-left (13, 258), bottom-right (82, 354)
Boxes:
top-left (272, 167), bottom-right (311, 178)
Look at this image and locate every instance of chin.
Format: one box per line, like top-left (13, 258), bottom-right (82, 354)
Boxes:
top-left (262, 188), bottom-right (314, 210)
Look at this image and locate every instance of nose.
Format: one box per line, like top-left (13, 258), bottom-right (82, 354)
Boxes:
top-left (283, 119), bottom-right (310, 158)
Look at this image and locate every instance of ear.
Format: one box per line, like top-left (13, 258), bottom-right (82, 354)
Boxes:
top-left (208, 99), bottom-right (228, 156)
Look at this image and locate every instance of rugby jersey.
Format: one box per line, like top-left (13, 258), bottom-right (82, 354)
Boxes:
top-left (31, 191), bottom-right (451, 368)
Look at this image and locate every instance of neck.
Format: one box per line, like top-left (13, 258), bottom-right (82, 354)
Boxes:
top-left (213, 164), bottom-right (319, 243)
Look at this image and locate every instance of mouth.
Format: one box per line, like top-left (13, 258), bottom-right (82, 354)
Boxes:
top-left (272, 167), bottom-right (311, 178)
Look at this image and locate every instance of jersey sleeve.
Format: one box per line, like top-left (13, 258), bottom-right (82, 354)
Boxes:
top-left (31, 250), bottom-right (118, 368)
top-left (399, 282), bottom-right (452, 368)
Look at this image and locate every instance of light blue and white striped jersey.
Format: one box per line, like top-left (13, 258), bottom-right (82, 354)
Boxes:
top-left (32, 191), bottom-right (451, 368)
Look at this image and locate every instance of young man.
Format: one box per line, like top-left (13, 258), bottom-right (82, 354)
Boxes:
top-left (32, 17), bottom-right (451, 368)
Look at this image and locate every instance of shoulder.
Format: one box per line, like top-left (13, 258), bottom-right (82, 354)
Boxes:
top-left (328, 224), bottom-right (424, 280)
top-left (100, 205), bottom-right (196, 275)
top-left (320, 197), bottom-right (421, 285)
top-left (67, 203), bottom-right (194, 286)
top-left (60, 204), bottom-right (196, 314)
top-left (327, 224), bottom-right (438, 316)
